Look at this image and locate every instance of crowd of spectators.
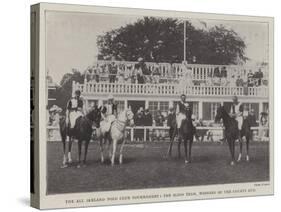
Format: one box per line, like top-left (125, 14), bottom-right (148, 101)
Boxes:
top-left (84, 59), bottom-right (267, 88)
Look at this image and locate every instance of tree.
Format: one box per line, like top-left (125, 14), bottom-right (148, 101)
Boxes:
top-left (97, 17), bottom-right (248, 65)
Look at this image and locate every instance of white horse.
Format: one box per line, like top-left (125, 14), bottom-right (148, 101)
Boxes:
top-left (97, 108), bottom-right (134, 165)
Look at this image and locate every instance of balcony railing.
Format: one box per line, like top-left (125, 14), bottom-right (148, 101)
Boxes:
top-left (95, 60), bottom-right (269, 81)
top-left (73, 82), bottom-right (268, 98)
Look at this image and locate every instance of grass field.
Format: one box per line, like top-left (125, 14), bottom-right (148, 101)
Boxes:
top-left (47, 141), bottom-right (269, 194)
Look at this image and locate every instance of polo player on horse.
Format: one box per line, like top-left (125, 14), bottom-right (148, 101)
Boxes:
top-left (176, 94), bottom-right (196, 132)
top-left (65, 90), bottom-right (84, 129)
top-left (229, 95), bottom-right (248, 161)
top-left (100, 94), bottom-right (118, 134)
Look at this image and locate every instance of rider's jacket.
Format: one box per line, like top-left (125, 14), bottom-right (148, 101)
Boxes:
top-left (230, 103), bottom-right (244, 118)
top-left (67, 97), bottom-right (83, 111)
top-left (177, 100), bottom-right (189, 114)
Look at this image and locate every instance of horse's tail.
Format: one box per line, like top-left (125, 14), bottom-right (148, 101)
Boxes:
top-left (59, 116), bottom-right (67, 141)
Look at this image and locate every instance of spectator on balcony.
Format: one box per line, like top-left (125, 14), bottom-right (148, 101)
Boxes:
top-left (101, 64), bottom-right (109, 82)
top-left (117, 64), bottom-right (125, 83)
top-left (124, 64), bottom-right (132, 83)
top-left (236, 75), bottom-right (244, 87)
top-left (135, 63), bottom-right (145, 84)
top-left (254, 68), bottom-right (264, 86)
top-left (213, 67), bottom-right (221, 78)
top-left (109, 61), bottom-right (117, 83)
top-left (155, 110), bottom-right (165, 142)
top-left (85, 67), bottom-right (94, 83)
top-left (247, 70), bottom-right (254, 87)
top-left (152, 63), bottom-right (161, 84)
top-left (143, 108), bottom-right (153, 142)
top-left (221, 66), bottom-right (227, 78)
top-left (138, 57), bottom-right (151, 76)
top-left (212, 67), bottom-right (221, 86)
top-left (228, 75), bottom-right (236, 87)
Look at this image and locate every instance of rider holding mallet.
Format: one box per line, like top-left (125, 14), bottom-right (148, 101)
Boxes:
top-left (176, 94), bottom-right (196, 134)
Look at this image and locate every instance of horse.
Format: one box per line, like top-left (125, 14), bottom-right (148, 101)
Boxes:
top-left (59, 106), bottom-right (101, 168)
top-left (167, 114), bottom-right (195, 164)
top-left (215, 105), bottom-right (240, 165)
top-left (215, 105), bottom-right (252, 165)
top-left (97, 109), bottom-right (134, 166)
top-left (179, 118), bottom-right (195, 164)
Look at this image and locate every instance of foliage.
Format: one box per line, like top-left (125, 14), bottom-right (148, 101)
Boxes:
top-left (97, 17), bottom-right (248, 64)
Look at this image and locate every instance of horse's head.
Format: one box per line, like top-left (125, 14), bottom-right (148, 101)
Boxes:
top-left (87, 106), bottom-right (102, 128)
top-left (215, 105), bottom-right (224, 123)
top-left (125, 109), bottom-right (135, 127)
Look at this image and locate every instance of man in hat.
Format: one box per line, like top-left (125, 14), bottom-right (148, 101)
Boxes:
top-left (65, 90), bottom-right (84, 129)
top-left (100, 94), bottom-right (118, 133)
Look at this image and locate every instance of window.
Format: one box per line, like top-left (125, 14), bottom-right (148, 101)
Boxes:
top-left (149, 101), bottom-right (169, 119)
top-left (149, 101), bottom-right (159, 119)
top-left (203, 102), bottom-right (221, 121)
top-left (243, 103), bottom-right (259, 119)
top-left (263, 102), bottom-right (269, 113)
top-left (159, 101), bottom-right (169, 117)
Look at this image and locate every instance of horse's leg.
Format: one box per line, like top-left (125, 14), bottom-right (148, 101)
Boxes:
top-left (119, 140), bottom-right (125, 164)
top-left (77, 140), bottom-right (82, 168)
top-left (83, 140), bottom-right (89, 166)
top-left (246, 135), bottom-right (250, 162)
top-left (178, 135), bottom-right (182, 159)
top-left (184, 138), bottom-right (188, 164)
top-left (67, 136), bottom-right (73, 163)
top-left (99, 138), bottom-right (105, 163)
top-left (61, 135), bottom-right (67, 168)
top-left (167, 130), bottom-right (175, 157)
top-left (237, 135), bottom-right (243, 162)
top-left (231, 139), bottom-right (236, 165)
top-left (227, 139), bottom-right (235, 165)
top-left (107, 136), bottom-right (112, 160)
top-left (188, 137), bottom-right (193, 163)
top-left (111, 139), bottom-right (117, 166)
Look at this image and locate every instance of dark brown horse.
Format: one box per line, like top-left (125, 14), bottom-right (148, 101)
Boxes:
top-left (167, 114), bottom-right (195, 164)
top-left (59, 106), bottom-right (101, 168)
top-left (215, 105), bottom-right (240, 165)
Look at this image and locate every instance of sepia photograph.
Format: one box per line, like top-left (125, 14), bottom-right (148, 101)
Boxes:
top-left (45, 9), bottom-right (271, 195)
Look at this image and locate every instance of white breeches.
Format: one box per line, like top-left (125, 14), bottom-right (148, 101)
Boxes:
top-left (236, 116), bottom-right (243, 130)
top-left (68, 111), bottom-right (83, 129)
top-left (176, 113), bottom-right (186, 129)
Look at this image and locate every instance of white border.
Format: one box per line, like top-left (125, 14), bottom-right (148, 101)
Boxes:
top-left (36, 3), bottom-right (274, 209)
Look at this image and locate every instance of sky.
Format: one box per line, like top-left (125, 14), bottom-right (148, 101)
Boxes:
top-left (46, 11), bottom-right (269, 84)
